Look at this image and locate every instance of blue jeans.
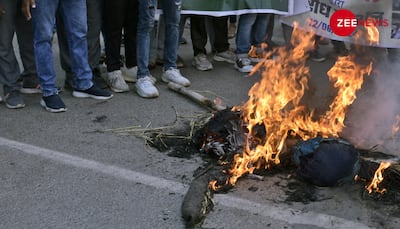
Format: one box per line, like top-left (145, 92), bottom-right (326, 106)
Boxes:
top-left (137, 0), bottom-right (181, 78)
top-left (31, 0), bottom-right (93, 96)
top-left (236, 14), bottom-right (270, 55)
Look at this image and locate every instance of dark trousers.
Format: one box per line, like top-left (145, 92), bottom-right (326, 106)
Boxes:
top-left (190, 15), bottom-right (229, 56)
top-left (103, 0), bottom-right (138, 71)
top-left (0, 0), bottom-right (36, 92)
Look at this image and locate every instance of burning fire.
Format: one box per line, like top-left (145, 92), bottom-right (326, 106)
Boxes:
top-left (391, 114), bottom-right (400, 136)
top-left (219, 24), bottom-right (380, 187)
top-left (366, 161), bottom-right (391, 194)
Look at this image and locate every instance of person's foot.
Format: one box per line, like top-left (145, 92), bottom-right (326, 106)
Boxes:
top-left (72, 85), bottom-right (113, 100)
top-left (234, 57), bottom-right (253, 73)
top-left (192, 53), bottom-right (213, 71)
top-left (105, 70), bottom-right (130, 92)
top-left (4, 91), bottom-right (25, 109)
top-left (309, 50), bottom-right (327, 62)
top-left (161, 68), bottom-right (191, 87)
top-left (40, 94), bottom-right (66, 113)
top-left (135, 76), bottom-right (159, 98)
top-left (213, 50), bottom-right (237, 64)
top-left (121, 66), bottom-right (137, 83)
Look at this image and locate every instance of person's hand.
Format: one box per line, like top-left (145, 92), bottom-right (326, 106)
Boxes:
top-left (21, 0), bottom-right (36, 20)
top-left (0, 4), bottom-right (6, 18)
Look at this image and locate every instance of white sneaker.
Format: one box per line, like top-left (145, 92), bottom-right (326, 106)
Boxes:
top-left (192, 53), bottom-right (213, 71)
top-left (121, 66), bottom-right (137, 83)
top-left (135, 76), bottom-right (159, 98)
top-left (161, 68), bottom-right (191, 87)
top-left (106, 70), bottom-right (130, 92)
top-left (213, 50), bottom-right (237, 64)
top-left (234, 57), bottom-right (253, 73)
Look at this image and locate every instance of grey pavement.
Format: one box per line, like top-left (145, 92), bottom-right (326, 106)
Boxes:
top-left (1, 18), bottom-right (400, 229)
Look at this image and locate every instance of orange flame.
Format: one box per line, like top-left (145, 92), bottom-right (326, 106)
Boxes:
top-left (221, 24), bottom-right (377, 188)
top-left (391, 115), bottom-right (400, 136)
top-left (366, 161), bottom-right (391, 194)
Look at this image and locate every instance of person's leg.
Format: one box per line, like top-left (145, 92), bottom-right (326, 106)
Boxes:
top-left (251, 14), bottom-right (270, 46)
top-left (15, 0), bottom-right (38, 87)
top-left (213, 16), bottom-right (236, 64)
top-left (56, 11), bottom-right (75, 87)
top-left (160, 0), bottom-right (190, 87)
top-left (190, 15), bottom-right (213, 71)
top-left (86, 0), bottom-right (103, 70)
top-left (135, 0), bottom-right (159, 98)
top-left (0, 0), bottom-right (20, 92)
top-left (58, 0), bottom-right (93, 90)
top-left (0, 0), bottom-right (25, 108)
top-left (103, 0), bottom-right (124, 72)
top-left (136, 0), bottom-right (156, 78)
top-left (123, 0), bottom-right (138, 69)
top-left (236, 14), bottom-right (257, 54)
top-left (190, 15), bottom-right (207, 56)
top-left (212, 16), bottom-right (229, 53)
top-left (30, 0), bottom-right (60, 97)
top-left (234, 14), bottom-right (257, 73)
top-left (161, 0), bottom-right (180, 70)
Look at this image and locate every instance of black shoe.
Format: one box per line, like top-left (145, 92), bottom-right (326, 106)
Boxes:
top-left (40, 94), bottom-right (66, 113)
top-left (20, 77), bottom-right (41, 94)
top-left (310, 50), bottom-right (327, 62)
top-left (72, 85), bottom-right (113, 100)
top-left (4, 91), bottom-right (25, 109)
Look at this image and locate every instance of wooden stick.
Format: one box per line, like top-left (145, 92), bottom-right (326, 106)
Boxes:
top-left (168, 82), bottom-right (227, 111)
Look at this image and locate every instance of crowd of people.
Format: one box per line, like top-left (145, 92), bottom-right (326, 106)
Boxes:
top-left (0, 0), bottom-right (348, 113)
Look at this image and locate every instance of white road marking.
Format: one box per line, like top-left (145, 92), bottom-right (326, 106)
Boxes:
top-left (0, 136), bottom-right (370, 229)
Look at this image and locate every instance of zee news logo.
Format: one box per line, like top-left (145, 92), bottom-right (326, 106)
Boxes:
top-left (330, 9), bottom-right (389, 36)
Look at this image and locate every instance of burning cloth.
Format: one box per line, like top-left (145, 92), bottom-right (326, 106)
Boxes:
top-left (293, 137), bottom-right (360, 187)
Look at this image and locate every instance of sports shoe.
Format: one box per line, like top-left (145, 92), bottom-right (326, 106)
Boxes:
top-left (105, 70), bottom-right (130, 92)
top-left (213, 50), bottom-right (236, 64)
top-left (309, 50), bottom-right (326, 62)
top-left (234, 57), bottom-right (253, 73)
top-left (192, 53), bottom-right (213, 71)
top-left (40, 94), bottom-right (66, 113)
top-left (72, 85), bottom-right (113, 100)
top-left (20, 77), bottom-right (41, 94)
top-left (4, 91), bottom-right (25, 109)
top-left (121, 66), bottom-right (137, 83)
top-left (135, 76), bottom-right (159, 98)
top-left (161, 68), bottom-right (191, 87)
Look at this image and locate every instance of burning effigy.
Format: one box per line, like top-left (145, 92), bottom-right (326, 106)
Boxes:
top-left (177, 24), bottom-right (400, 227)
top-left (104, 22), bottom-right (400, 228)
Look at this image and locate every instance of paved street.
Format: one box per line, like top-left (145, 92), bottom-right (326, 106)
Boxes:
top-left (1, 19), bottom-right (399, 229)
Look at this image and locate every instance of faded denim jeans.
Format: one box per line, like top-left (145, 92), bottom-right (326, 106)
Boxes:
top-left (31, 0), bottom-right (93, 96)
top-left (137, 0), bottom-right (181, 78)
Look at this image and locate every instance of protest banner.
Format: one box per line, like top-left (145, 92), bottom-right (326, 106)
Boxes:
top-left (181, 0), bottom-right (291, 16)
top-left (281, 0), bottom-right (400, 48)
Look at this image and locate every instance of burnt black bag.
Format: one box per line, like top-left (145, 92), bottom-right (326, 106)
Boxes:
top-left (293, 137), bottom-right (360, 187)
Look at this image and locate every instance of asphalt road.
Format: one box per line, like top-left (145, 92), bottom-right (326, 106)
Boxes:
top-left (1, 20), bottom-right (399, 229)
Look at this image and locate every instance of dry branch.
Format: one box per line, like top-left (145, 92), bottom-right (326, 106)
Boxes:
top-left (168, 82), bottom-right (227, 112)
